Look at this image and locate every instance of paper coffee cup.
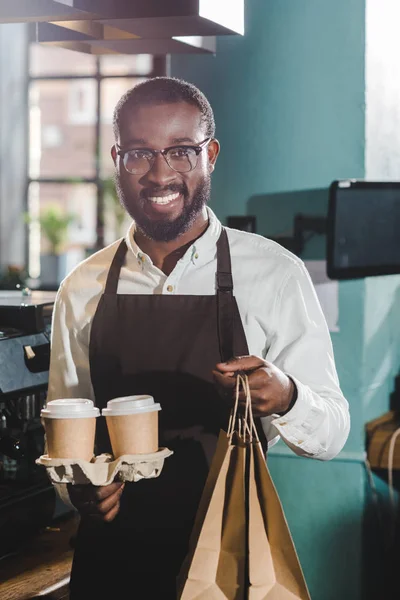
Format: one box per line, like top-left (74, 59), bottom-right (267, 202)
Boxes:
top-left (102, 395), bottom-right (161, 457)
top-left (41, 399), bottom-right (100, 461)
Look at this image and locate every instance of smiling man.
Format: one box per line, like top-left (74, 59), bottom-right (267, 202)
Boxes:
top-left (47, 77), bottom-right (350, 599)
top-left (113, 102), bottom-right (214, 245)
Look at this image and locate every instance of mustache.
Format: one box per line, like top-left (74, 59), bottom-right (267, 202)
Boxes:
top-left (140, 184), bottom-right (187, 199)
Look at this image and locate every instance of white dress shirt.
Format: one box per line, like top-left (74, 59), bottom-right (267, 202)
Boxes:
top-left (48, 207), bottom-right (350, 462)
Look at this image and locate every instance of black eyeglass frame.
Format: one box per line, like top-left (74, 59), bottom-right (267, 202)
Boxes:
top-left (116, 137), bottom-right (212, 174)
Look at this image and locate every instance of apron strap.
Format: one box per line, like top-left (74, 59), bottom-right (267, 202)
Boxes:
top-left (105, 239), bottom-right (128, 294)
top-left (216, 228), bottom-right (269, 453)
top-left (216, 228), bottom-right (234, 363)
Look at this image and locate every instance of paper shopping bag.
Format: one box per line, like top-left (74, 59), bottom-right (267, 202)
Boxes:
top-left (177, 428), bottom-right (247, 599)
top-left (248, 423), bottom-right (311, 598)
top-left (178, 373), bottom-right (311, 600)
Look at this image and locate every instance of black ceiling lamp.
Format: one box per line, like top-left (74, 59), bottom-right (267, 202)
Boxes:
top-left (0, 0), bottom-right (243, 55)
top-left (0, 0), bottom-right (243, 35)
top-left (36, 21), bottom-right (216, 55)
top-left (0, 0), bottom-right (97, 23)
top-left (40, 36), bottom-right (216, 56)
top-left (54, 0), bottom-right (244, 36)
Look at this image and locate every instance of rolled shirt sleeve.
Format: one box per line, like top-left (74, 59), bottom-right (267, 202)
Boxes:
top-left (261, 260), bottom-right (350, 461)
top-left (47, 280), bottom-right (95, 509)
top-left (47, 279), bottom-right (95, 403)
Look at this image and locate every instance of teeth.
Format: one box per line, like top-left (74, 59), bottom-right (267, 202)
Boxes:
top-left (148, 192), bottom-right (180, 205)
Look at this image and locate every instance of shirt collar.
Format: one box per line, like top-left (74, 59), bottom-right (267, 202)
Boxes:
top-left (124, 206), bottom-right (222, 267)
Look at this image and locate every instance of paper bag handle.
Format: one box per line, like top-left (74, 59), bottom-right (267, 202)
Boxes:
top-left (227, 373), bottom-right (260, 444)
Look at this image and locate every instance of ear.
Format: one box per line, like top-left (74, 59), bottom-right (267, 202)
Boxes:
top-left (111, 145), bottom-right (118, 165)
top-left (207, 139), bottom-right (220, 173)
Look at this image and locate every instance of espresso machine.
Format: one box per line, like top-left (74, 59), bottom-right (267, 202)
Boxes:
top-left (0, 290), bottom-right (68, 557)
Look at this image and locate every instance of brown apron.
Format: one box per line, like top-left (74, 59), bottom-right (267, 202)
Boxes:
top-left (69, 228), bottom-right (264, 599)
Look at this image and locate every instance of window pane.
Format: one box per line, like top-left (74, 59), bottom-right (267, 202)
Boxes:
top-left (100, 77), bottom-right (147, 177)
top-left (30, 43), bottom-right (97, 76)
top-left (27, 182), bottom-right (97, 281)
top-left (100, 54), bottom-right (153, 75)
top-left (103, 182), bottom-right (132, 247)
top-left (29, 80), bottom-right (96, 178)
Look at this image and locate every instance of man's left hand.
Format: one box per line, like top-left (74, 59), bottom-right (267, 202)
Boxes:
top-left (212, 355), bottom-right (295, 417)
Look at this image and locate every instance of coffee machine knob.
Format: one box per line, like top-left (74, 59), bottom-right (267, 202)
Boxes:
top-left (0, 434), bottom-right (25, 459)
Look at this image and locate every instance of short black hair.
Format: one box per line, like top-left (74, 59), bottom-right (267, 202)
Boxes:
top-left (112, 76), bottom-right (215, 140)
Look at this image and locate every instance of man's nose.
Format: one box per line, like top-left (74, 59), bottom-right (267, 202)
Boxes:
top-left (142, 153), bottom-right (177, 187)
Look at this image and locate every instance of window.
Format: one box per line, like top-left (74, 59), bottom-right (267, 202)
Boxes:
top-left (27, 45), bottom-right (166, 284)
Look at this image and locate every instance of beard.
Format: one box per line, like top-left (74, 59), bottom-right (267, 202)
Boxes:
top-left (114, 173), bottom-right (211, 242)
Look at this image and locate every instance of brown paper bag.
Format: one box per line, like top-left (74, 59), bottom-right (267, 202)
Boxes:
top-left (178, 375), bottom-right (311, 599)
top-left (177, 431), bottom-right (247, 599)
top-left (249, 441), bottom-right (311, 599)
top-left (242, 373), bottom-right (310, 600)
top-left (177, 404), bottom-right (248, 598)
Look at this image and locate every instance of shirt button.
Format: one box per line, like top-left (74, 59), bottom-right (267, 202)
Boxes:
top-left (167, 285), bottom-right (174, 293)
top-left (194, 253), bottom-right (199, 259)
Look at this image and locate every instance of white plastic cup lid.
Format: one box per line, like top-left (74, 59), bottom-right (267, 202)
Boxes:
top-left (41, 399), bottom-right (100, 419)
top-left (102, 395), bottom-right (161, 416)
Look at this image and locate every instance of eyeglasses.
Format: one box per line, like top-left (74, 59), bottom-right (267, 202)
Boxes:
top-left (116, 138), bottom-right (211, 175)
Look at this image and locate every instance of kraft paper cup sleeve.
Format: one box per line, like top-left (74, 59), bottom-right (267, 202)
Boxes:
top-left (35, 448), bottom-right (173, 486)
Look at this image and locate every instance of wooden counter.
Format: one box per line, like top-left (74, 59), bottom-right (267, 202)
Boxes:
top-left (0, 512), bottom-right (79, 600)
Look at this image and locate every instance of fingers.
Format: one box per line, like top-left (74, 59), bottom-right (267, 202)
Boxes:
top-left (215, 355), bottom-right (267, 373)
top-left (212, 370), bottom-right (236, 390)
top-left (68, 482), bottom-right (125, 522)
top-left (237, 402), bottom-right (265, 417)
top-left (102, 501), bottom-right (121, 523)
top-left (236, 395), bottom-right (269, 417)
top-left (95, 482), bottom-right (124, 501)
top-left (245, 368), bottom-right (271, 389)
top-left (213, 361), bottom-right (278, 417)
top-left (213, 365), bottom-right (270, 393)
top-left (97, 484), bottom-right (125, 521)
top-left (213, 357), bottom-right (293, 417)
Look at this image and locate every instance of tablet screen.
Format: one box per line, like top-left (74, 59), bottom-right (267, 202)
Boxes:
top-left (327, 180), bottom-right (400, 279)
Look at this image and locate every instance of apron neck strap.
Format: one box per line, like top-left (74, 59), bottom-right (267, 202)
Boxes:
top-left (216, 228), bottom-right (234, 363)
top-left (216, 228), bottom-right (233, 292)
top-left (105, 239), bottom-right (128, 294)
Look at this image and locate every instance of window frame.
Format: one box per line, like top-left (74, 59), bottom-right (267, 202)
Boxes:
top-left (26, 53), bottom-right (167, 269)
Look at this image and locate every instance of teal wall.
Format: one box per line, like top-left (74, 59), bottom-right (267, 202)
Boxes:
top-left (172, 0), bottom-right (365, 224)
top-left (172, 1), bottom-right (374, 599)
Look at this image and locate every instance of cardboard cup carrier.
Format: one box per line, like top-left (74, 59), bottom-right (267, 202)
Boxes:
top-left (37, 396), bottom-right (172, 486)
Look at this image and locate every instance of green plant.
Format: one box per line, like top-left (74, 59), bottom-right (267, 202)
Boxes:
top-left (25, 207), bottom-right (75, 255)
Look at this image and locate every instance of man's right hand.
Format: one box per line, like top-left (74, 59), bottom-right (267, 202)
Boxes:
top-left (67, 482), bottom-right (125, 522)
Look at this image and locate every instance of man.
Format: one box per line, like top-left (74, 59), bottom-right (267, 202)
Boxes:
top-left (48, 77), bottom-right (350, 599)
